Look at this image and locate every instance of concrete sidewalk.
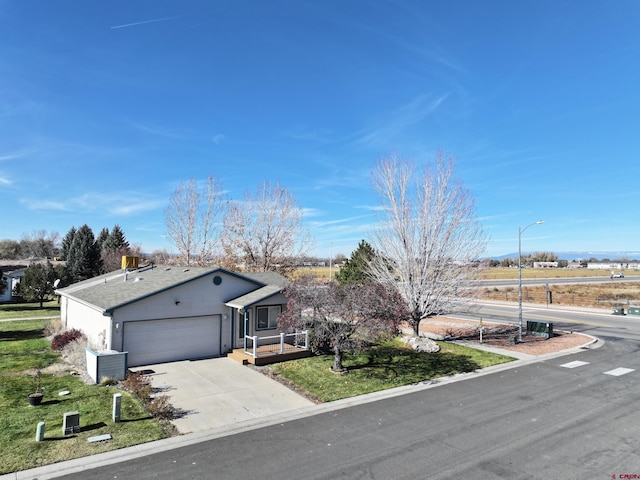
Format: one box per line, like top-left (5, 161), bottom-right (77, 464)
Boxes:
top-left (132, 357), bottom-right (314, 434)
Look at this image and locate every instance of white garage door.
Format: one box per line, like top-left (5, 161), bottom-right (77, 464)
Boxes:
top-left (123, 315), bottom-right (221, 367)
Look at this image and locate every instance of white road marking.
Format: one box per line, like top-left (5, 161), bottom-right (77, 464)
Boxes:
top-left (603, 367), bottom-right (635, 377)
top-left (560, 361), bottom-right (590, 369)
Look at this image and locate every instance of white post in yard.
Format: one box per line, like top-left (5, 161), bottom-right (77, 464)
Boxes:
top-left (113, 393), bottom-right (122, 422)
top-left (36, 422), bottom-right (45, 442)
top-left (280, 333), bottom-right (285, 354)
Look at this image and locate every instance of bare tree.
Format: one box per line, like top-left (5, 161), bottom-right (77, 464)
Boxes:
top-left (20, 230), bottom-right (60, 258)
top-left (149, 248), bottom-right (172, 265)
top-left (279, 275), bottom-right (408, 372)
top-left (369, 151), bottom-right (487, 336)
top-left (164, 176), bottom-right (226, 266)
top-left (222, 180), bottom-right (313, 275)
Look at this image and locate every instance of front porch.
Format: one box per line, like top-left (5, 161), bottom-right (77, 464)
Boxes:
top-left (227, 331), bottom-right (312, 366)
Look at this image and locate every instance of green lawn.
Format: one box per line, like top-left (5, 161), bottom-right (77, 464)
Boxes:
top-left (0, 300), bottom-right (60, 320)
top-left (0, 318), bottom-right (167, 475)
top-left (271, 340), bottom-right (515, 402)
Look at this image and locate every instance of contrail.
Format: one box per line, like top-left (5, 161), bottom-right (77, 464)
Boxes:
top-left (111, 16), bottom-right (178, 30)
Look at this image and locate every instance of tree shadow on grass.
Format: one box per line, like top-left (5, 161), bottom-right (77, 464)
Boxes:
top-left (40, 423), bottom-right (107, 441)
top-left (346, 347), bottom-right (481, 381)
top-left (119, 416), bottom-right (153, 423)
top-left (80, 422), bottom-right (107, 433)
top-left (0, 304), bottom-right (50, 313)
top-left (0, 329), bottom-right (45, 341)
top-left (42, 435), bottom-right (76, 441)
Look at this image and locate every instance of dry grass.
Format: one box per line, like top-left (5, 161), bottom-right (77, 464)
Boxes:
top-left (479, 267), bottom-right (619, 280)
top-left (480, 281), bottom-right (640, 309)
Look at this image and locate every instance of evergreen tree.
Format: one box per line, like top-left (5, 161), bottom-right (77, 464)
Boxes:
top-left (96, 227), bottom-right (110, 251)
top-left (335, 240), bottom-right (376, 285)
top-left (104, 225), bottom-right (129, 251)
top-left (66, 224), bottom-right (101, 282)
top-left (100, 224), bottom-right (132, 273)
top-left (60, 227), bottom-right (77, 261)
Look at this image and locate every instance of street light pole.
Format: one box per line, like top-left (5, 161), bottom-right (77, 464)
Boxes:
top-left (518, 220), bottom-right (545, 343)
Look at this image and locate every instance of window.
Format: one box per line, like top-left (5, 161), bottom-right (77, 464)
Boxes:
top-left (256, 306), bottom-right (281, 330)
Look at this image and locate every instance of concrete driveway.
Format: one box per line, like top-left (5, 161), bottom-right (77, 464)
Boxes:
top-left (132, 357), bottom-right (314, 434)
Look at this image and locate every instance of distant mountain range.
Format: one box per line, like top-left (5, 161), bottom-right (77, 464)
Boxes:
top-left (492, 251), bottom-right (640, 261)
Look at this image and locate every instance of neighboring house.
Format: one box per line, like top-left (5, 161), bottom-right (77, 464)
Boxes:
top-left (587, 262), bottom-right (640, 270)
top-left (0, 266), bottom-right (26, 302)
top-left (56, 264), bottom-right (293, 367)
top-left (533, 262), bottom-right (558, 268)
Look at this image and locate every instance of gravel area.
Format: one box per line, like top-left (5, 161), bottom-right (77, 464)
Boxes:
top-left (419, 316), bottom-right (594, 356)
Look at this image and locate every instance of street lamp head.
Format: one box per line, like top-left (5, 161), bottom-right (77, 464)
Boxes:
top-left (535, 220), bottom-right (546, 225)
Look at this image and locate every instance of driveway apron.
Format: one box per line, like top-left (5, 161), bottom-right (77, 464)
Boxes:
top-left (132, 357), bottom-right (314, 434)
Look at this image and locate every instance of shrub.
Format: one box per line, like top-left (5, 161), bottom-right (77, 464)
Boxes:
top-left (147, 394), bottom-right (174, 419)
top-left (122, 371), bottom-right (152, 402)
top-left (43, 319), bottom-right (64, 337)
top-left (121, 372), bottom-right (174, 419)
top-left (61, 336), bottom-right (89, 371)
top-left (51, 328), bottom-right (85, 351)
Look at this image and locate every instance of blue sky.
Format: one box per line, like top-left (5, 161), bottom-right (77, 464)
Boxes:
top-left (1, 1), bottom-right (640, 259)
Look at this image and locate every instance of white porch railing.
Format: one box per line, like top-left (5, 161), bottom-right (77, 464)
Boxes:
top-left (244, 330), bottom-right (309, 358)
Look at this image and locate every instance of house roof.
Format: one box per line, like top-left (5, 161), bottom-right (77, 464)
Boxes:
top-left (56, 265), bottom-right (288, 314)
top-left (240, 271), bottom-right (288, 288)
top-left (1, 265), bottom-right (27, 276)
top-left (225, 284), bottom-right (285, 310)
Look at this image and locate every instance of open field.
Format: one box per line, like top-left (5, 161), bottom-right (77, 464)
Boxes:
top-left (480, 267), bottom-right (629, 280)
top-left (296, 266), bottom-right (640, 310)
top-left (296, 266), bottom-right (631, 282)
top-left (480, 281), bottom-right (640, 309)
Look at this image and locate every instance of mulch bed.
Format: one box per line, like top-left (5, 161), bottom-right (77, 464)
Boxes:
top-left (418, 317), bottom-right (593, 355)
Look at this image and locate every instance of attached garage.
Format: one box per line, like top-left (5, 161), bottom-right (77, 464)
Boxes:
top-left (57, 265), bottom-right (289, 369)
top-left (123, 316), bottom-right (221, 367)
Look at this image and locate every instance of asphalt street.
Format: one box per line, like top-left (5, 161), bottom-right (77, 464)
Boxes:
top-left (52, 304), bottom-right (640, 480)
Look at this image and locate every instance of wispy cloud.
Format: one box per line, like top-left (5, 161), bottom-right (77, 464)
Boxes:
top-left (111, 200), bottom-right (166, 216)
top-left (21, 192), bottom-right (165, 216)
top-left (111, 16), bottom-right (179, 30)
top-left (212, 134), bottom-right (225, 145)
top-left (0, 150), bottom-right (33, 162)
top-left (0, 175), bottom-right (12, 186)
top-left (302, 207), bottom-right (324, 218)
top-left (127, 121), bottom-right (186, 139)
top-left (308, 214), bottom-right (372, 229)
top-left (21, 199), bottom-right (66, 211)
top-left (354, 93), bottom-right (449, 149)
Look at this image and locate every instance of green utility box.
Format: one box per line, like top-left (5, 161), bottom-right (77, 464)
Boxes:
top-left (612, 307), bottom-right (625, 315)
top-left (526, 320), bottom-right (553, 339)
top-left (627, 306), bottom-right (640, 316)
